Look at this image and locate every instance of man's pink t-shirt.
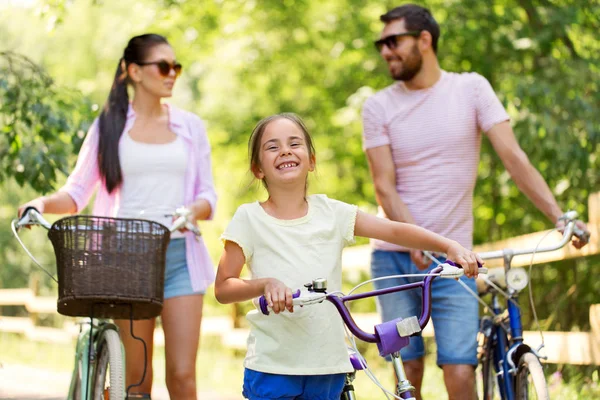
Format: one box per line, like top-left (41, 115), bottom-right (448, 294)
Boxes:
top-left (362, 71), bottom-right (509, 250)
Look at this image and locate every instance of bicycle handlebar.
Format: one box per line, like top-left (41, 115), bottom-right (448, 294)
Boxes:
top-left (478, 211), bottom-right (589, 260)
top-left (15, 207), bottom-right (52, 230)
top-left (14, 206), bottom-right (200, 236)
top-left (257, 262), bottom-right (486, 344)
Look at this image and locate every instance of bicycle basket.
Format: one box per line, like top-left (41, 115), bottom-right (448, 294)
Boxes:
top-left (48, 215), bottom-right (170, 320)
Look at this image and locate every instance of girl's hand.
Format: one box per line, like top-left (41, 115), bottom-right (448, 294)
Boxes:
top-left (446, 241), bottom-right (483, 279)
top-left (263, 278), bottom-right (294, 314)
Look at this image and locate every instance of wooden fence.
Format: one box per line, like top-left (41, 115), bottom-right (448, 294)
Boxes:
top-left (1, 192), bottom-right (599, 365)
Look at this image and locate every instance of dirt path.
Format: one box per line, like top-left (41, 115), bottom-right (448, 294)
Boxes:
top-left (0, 364), bottom-right (239, 400)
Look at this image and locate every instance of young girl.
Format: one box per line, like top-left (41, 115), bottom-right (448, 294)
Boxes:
top-left (18, 34), bottom-right (216, 399)
top-left (214, 113), bottom-right (481, 400)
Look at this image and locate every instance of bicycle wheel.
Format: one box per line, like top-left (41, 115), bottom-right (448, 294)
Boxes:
top-left (93, 329), bottom-right (125, 400)
top-left (480, 335), bottom-right (500, 400)
top-left (515, 352), bottom-right (549, 400)
top-left (72, 368), bottom-right (82, 399)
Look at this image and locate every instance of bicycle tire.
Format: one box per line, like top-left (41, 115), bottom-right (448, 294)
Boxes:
top-left (93, 329), bottom-right (125, 400)
top-left (72, 365), bottom-right (82, 399)
top-left (515, 352), bottom-right (549, 400)
top-left (481, 334), bottom-right (500, 400)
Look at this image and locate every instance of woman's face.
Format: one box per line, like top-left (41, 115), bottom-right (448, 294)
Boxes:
top-left (130, 43), bottom-right (180, 98)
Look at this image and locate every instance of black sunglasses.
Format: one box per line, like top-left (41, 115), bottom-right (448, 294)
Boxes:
top-left (374, 31), bottom-right (421, 52)
top-left (136, 59), bottom-right (183, 77)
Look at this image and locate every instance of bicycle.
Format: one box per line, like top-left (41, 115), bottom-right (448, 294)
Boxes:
top-left (256, 261), bottom-right (487, 399)
top-left (474, 210), bottom-right (590, 400)
top-left (11, 206), bottom-right (200, 400)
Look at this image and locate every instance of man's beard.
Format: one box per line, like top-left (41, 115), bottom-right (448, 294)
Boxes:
top-left (391, 44), bottom-right (423, 81)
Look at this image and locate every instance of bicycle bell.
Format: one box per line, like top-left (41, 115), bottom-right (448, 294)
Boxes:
top-left (506, 268), bottom-right (529, 291)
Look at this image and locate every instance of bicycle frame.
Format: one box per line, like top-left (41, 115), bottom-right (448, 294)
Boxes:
top-left (483, 257), bottom-right (528, 400)
top-left (327, 272), bottom-right (440, 399)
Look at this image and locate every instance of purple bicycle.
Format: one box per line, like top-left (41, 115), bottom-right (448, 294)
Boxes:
top-left (258, 262), bottom-right (486, 399)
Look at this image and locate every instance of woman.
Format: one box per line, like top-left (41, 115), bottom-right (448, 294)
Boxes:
top-left (18, 34), bottom-right (216, 399)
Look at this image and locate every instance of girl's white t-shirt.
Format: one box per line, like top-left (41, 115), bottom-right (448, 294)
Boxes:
top-left (221, 194), bottom-right (358, 375)
top-left (117, 131), bottom-right (187, 237)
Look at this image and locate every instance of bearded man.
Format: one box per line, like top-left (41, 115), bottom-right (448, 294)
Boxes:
top-left (361, 4), bottom-right (589, 400)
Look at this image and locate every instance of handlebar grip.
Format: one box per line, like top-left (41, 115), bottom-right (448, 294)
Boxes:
top-left (21, 206), bottom-right (41, 216)
top-left (445, 260), bottom-right (483, 268)
top-left (258, 289), bottom-right (301, 315)
top-left (16, 206), bottom-right (43, 229)
top-left (573, 226), bottom-right (591, 244)
top-left (445, 260), bottom-right (487, 274)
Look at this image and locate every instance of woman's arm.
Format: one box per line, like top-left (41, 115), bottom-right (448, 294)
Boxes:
top-left (188, 198), bottom-right (212, 221)
top-left (18, 192), bottom-right (77, 217)
top-left (354, 210), bottom-right (482, 277)
top-left (215, 241), bottom-right (294, 313)
top-left (191, 116), bottom-right (217, 219)
top-left (19, 120), bottom-right (101, 218)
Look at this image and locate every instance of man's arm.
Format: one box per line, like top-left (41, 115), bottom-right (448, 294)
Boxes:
top-left (487, 121), bottom-right (589, 248)
top-left (366, 145), bottom-right (430, 268)
top-left (486, 121), bottom-right (563, 223)
top-left (366, 145), bottom-right (414, 223)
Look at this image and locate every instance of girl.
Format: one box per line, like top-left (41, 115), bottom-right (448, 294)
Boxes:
top-left (18, 34), bottom-right (216, 399)
top-left (214, 113), bottom-right (481, 400)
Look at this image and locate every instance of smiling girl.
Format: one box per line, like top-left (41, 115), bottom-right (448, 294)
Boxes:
top-left (214, 113), bottom-right (481, 400)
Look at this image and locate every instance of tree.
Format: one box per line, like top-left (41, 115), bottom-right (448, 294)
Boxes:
top-left (0, 51), bottom-right (93, 193)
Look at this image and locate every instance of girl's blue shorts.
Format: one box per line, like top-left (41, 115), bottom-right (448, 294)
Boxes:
top-left (242, 368), bottom-right (346, 400)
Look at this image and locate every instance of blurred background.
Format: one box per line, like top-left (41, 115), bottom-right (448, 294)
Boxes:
top-left (1, 0), bottom-right (598, 398)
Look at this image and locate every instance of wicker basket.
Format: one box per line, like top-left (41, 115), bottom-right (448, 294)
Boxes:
top-left (48, 215), bottom-right (171, 320)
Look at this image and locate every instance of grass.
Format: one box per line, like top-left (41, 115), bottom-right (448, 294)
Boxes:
top-left (1, 332), bottom-right (598, 399)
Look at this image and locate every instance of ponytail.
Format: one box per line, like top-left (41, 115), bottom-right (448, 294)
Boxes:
top-left (97, 59), bottom-right (128, 193)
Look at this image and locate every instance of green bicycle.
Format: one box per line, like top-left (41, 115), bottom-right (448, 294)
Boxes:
top-left (12, 206), bottom-right (199, 399)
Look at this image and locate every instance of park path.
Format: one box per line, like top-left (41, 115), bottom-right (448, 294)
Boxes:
top-left (0, 363), bottom-right (239, 400)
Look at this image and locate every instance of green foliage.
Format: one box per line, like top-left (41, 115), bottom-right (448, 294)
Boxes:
top-left (0, 0), bottom-right (598, 341)
top-left (0, 51), bottom-right (93, 193)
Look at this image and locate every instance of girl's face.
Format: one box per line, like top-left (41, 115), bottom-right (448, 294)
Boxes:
top-left (253, 118), bottom-right (315, 188)
top-left (128, 43), bottom-right (180, 98)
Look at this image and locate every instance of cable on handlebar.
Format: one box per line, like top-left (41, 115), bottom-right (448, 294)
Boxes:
top-left (10, 219), bottom-right (59, 283)
top-left (526, 227), bottom-right (559, 353)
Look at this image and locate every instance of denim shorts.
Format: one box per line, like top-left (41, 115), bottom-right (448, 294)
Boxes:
top-left (242, 369), bottom-right (346, 400)
top-left (164, 238), bottom-right (204, 299)
top-left (370, 250), bottom-right (478, 366)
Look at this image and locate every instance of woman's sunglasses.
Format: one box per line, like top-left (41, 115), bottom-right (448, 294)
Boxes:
top-left (136, 60), bottom-right (183, 77)
top-left (374, 31), bottom-right (421, 52)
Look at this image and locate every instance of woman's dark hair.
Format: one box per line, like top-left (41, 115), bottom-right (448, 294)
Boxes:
top-left (98, 33), bottom-right (169, 193)
top-left (381, 4), bottom-right (440, 53)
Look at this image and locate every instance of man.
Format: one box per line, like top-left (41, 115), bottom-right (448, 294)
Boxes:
top-left (361, 4), bottom-right (589, 400)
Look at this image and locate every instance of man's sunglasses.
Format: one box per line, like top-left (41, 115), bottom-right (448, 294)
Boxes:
top-left (374, 31), bottom-right (421, 52)
top-left (136, 60), bottom-right (183, 77)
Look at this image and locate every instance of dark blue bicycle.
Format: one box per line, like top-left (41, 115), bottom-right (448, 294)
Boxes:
top-left (476, 211), bottom-right (589, 400)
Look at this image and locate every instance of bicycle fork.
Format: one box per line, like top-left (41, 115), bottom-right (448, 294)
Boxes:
top-left (340, 372), bottom-right (357, 400)
top-left (392, 351), bottom-right (417, 400)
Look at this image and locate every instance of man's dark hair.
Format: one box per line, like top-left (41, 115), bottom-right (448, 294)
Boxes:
top-left (381, 4), bottom-right (440, 53)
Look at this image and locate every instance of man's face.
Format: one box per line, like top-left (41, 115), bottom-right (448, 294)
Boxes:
top-left (378, 19), bottom-right (423, 82)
